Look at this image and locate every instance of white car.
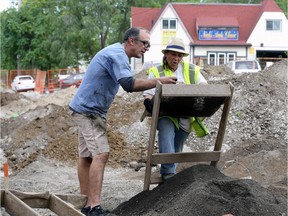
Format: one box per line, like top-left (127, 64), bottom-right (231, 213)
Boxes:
top-left (227, 60), bottom-right (261, 74)
top-left (11, 75), bottom-right (35, 92)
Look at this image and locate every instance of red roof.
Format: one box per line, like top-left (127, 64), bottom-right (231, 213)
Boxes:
top-left (261, 0), bottom-right (283, 12)
top-left (131, 0), bottom-right (283, 46)
top-left (197, 17), bottom-right (239, 28)
top-left (131, 7), bottom-right (162, 31)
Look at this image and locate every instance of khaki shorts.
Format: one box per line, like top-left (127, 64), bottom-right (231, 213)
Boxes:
top-left (71, 112), bottom-right (109, 158)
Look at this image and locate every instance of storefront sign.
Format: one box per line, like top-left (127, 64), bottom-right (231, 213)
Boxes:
top-left (199, 30), bottom-right (238, 40)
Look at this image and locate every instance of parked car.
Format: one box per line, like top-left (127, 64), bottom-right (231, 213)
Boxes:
top-left (227, 60), bottom-right (261, 74)
top-left (58, 74), bottom-right (71, 83)
top-left (11, 75), bottom-right (35, 92)
top-left (59, 73), bottom-right (85, 88)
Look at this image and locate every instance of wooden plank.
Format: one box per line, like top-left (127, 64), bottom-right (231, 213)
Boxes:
top-left (49, 194), bottom-right (84, 216)
top-left (211, 82), bottom-right (234, 167)
top-left (149, 176), bottom-right (163, 185)
top-left (2, 190), bottom-right (41, 216)
top-left (9, 190), bottom-right (50, 208)
top-left (55, 194), bottom-right (87, 209)
top-left (162, 84), bottom-right (231, 97)
top-left (143, 81), bottom-right (163, 191)
top-left (150, 151), bottom-right (221, 165)
top-left (7, 190), bottom-right (86, 209)
top-left (1, 190), bottom-right (4, 206)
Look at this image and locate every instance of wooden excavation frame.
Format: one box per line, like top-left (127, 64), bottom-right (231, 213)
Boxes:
top-left (0, 190), bottom-right (87, 216)
top-left (141, 82), bottom-right (234, 190)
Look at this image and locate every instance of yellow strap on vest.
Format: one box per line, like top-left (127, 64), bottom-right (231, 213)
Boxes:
top-left (191, 117), bottom-right (209, 138)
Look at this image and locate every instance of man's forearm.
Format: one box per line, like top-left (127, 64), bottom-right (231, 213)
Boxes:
top-left (133, 78), bottom-right (158, 92)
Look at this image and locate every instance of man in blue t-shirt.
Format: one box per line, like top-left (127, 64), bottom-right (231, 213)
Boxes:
top-left (69, 27), bottom-right (177, 216)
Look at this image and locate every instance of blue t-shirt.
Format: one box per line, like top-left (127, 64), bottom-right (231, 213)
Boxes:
top-left (69, 43), bottom-right (131, 118)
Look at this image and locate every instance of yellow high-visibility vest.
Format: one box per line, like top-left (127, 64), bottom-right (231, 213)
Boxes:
top-left (148, 62), bottom-right (209, 137)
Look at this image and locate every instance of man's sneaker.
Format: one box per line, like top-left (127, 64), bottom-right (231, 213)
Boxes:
top-left (81, 206), bottom-right (90, 216)
top-left (161, 173), bottom-right (175, 181)
top-left (88, 205), bottom-right (115, 216)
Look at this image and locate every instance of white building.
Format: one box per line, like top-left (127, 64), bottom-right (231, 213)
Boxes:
top-left (131, 0), bottom-right (288, 70)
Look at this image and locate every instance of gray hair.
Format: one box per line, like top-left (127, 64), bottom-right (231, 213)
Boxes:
top-left (123, 27), bottom-right (149, 42)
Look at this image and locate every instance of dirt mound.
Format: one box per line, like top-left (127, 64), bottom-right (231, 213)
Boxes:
top-left (0, 92), bottom-right (24, 106)
top-left (0, 102), bottom-right (145, 170)
top-left (113, 164), bottom-right (286, 216)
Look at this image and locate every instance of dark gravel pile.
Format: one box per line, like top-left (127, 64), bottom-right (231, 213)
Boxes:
top-left (113, 164), bottom-right (287, 216)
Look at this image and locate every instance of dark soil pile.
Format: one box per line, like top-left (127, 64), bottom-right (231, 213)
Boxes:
top-left (113, 164), bottom-right (286, 216)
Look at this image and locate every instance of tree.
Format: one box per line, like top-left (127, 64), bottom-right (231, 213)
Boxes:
top-left (1, 9), bottom-right (19, 70)
top-left (1, 1), bottom-right (68, 70)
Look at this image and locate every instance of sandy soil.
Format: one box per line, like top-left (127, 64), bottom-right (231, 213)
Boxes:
top-left (0, 60), bottom-right (287, 215)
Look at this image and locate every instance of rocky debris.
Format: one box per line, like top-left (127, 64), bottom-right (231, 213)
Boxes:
top-left (113, 164), bottom-right (287, 216)
top-left (189, 60), bottom-right (287, 151)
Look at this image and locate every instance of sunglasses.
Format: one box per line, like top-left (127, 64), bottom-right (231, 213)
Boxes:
top-left (135, 38), bottom-right (151, 48)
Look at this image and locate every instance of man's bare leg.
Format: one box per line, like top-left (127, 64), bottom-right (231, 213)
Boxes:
top-left (78, 157), bottom-right (92, 196)
top-left (87, 152), bottom-right (109, 208)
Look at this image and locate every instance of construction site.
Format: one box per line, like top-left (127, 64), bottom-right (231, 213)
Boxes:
top-left (0, 60), bottom-right (287, 215)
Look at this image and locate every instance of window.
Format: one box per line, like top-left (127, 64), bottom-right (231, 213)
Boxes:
top-left (208, 53), bottom-right (216, 65)
top-left (162, 19), bottom-right (177, 30)
top-left (227, 53), bottom-right (236, 62)
top-left (217, 53), bottom-right (226, 65)
top-left (266, 20), bottom-right (281, 31)
top-left (20, 77), bottom-right (33, 81)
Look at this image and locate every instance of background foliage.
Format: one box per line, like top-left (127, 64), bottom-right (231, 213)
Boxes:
top-left (0, 0), bottom-right (287, 70)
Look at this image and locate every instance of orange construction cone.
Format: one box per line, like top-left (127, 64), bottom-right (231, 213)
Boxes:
top-left (3, 158), bottom-right (9, 190)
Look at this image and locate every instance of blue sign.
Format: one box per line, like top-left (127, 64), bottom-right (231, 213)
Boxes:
top-left (199, 30), bottom-right (238, 40)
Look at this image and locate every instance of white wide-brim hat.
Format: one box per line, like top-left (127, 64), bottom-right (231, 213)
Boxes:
top-left (162, 37), bottom-right (189, 57)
